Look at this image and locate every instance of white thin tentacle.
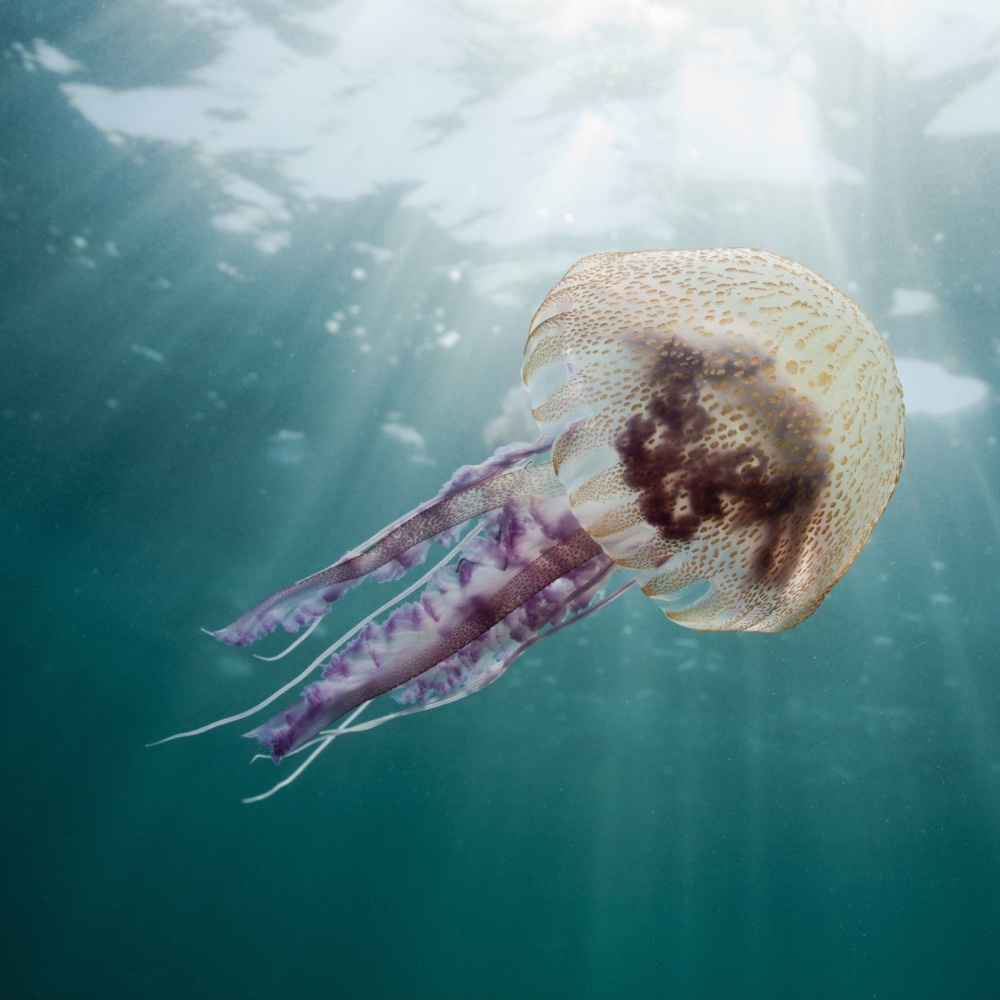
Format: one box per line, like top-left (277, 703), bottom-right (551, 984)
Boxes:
top-left (241, 701), bottom-right (371, 803)
top-left (241, 735), bottom-right (336, 803)
top-left (253, 615), bottom-right (323, 662)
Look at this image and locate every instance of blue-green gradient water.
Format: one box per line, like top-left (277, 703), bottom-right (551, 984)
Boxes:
top-left (3, 3), bottom-right (999, 998)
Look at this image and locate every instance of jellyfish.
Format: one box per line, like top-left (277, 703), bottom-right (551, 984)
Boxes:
top-left (173, 249), bottom-right (904, 799)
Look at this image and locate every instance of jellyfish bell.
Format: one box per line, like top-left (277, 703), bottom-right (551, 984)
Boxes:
top-left (164, 248), bottom-right (904, 799)
top-left (525, 248), bottom-right (905, 631)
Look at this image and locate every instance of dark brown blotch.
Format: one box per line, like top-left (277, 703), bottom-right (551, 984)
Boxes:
top-left (614, 339), bottom-right (824, 577)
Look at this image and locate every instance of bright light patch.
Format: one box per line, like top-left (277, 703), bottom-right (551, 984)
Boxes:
top-left (518, 0), bottom-right (691, 40)
top-left (845, 0), bottom-right (1000, 76)
top-left (15, 39), bottom-right (82, 74)
top-left (381, 421), bottom-right (426, 449)
top-left (888, 288), bottom-right (937, 316)
top-left (50, 0), bottom-right (863, 254)
top-left (927, 65), bottom-right (1000, 135)
top-left (672, 38), bottom-right (861, 184)
top-left (896, 357), bottom-right (990, 416)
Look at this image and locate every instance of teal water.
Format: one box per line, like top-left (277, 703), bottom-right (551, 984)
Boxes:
top-left (3, 3), bottom-right (999, 998)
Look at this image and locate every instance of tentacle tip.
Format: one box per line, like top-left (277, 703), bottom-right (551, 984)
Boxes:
top-left (205, 624), bottom-right (254, 646)
top-left (243, 725), bottom-right (287, 764)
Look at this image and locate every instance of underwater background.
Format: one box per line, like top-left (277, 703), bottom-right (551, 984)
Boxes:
top-left (3, 1), bottom-right (999, 997)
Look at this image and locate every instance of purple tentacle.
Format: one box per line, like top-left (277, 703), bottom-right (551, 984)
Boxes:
top-left (211, 438), bottom-right (559, 646)
top-left (247, 494), bottom-right (610, 761)
top-left (393, 549), bottom-right (618, 708)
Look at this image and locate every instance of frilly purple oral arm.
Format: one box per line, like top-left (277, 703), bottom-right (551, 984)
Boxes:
top-left (210, 438), bottom-right (559, 646)
top-left (246, 494), bottom-right (608, 761)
